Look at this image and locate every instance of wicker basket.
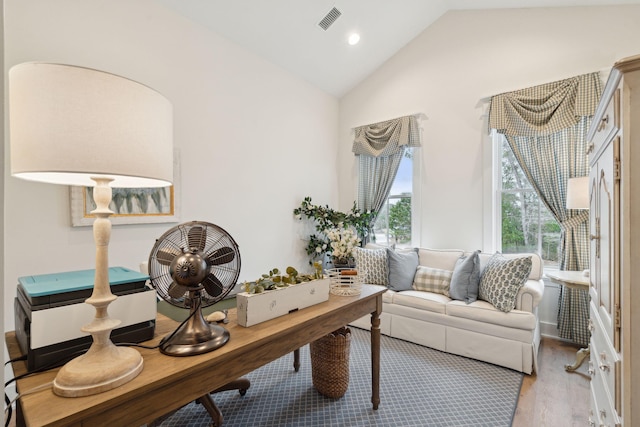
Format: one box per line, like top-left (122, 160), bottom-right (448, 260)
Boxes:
top-left (310, 327), bottom-right (351, 398)
top-left (326, 268), bottom-right (364, 296)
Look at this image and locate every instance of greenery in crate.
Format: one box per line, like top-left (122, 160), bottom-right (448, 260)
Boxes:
top-left (242, 263), bottom-right (323, 294)
top-left (293, 196), bottom-right (376, 265)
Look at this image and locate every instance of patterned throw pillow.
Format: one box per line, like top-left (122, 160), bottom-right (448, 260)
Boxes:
top-left (354, 247), bottom-right (389, 286)
top-left (478, 253), bottom-right (533, 313)
top-left (412, 266), bottom-right (454, 296)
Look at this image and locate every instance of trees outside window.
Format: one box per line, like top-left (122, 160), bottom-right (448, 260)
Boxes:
top-left (373, 149), bottom-right (413, 248)
top-left (499, 134), bottom-right (560, 266)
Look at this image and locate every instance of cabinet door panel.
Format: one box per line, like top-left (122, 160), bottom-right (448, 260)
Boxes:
top-left (594, 137), bottom-right (620, 350)
top-left (589, 168), bottom-right (598, 297)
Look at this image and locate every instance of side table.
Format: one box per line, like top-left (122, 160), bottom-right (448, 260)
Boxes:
top-left (545, 270), bottom-right (590, 372)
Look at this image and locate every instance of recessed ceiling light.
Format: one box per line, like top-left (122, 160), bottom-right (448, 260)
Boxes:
top-left (348, 33), bottom-right (360, 46)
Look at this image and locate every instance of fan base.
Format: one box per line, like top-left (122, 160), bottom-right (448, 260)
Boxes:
top-left (160, 323), bottom-right (230, 356)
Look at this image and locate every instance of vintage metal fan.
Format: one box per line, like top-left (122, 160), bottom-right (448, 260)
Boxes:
top-left (148, 221), bottom-right (241, 356)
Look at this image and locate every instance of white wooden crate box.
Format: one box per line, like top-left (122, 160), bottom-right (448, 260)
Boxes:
top-left (236, 278), bottom-right (330, 327)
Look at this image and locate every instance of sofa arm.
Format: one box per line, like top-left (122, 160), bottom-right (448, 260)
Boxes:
top-left (515, 279), bottom-right (544, 313)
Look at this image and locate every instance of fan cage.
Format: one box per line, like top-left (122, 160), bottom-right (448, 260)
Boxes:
top-left (148, 221), bottom-right (241, 308)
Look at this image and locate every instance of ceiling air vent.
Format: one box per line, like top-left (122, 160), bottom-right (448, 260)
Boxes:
top-left (318, 7), bottom-right (341, 31)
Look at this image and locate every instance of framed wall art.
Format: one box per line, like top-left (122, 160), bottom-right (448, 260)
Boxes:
top-left (70, 153), bottom-right (181, 227)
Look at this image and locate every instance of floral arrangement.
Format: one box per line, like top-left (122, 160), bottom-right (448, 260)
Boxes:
top-left (326, 227), bottom-right (360, 265)
top-left (293, 196), bottom-right (375, 265)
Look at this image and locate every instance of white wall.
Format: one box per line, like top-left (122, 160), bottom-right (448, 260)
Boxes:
top-left (338, 5), bottom-right (640, 334)
top-left (338, 5), bottom-right (640, 251)
top-left (3, 0), bottom-right (339, 330)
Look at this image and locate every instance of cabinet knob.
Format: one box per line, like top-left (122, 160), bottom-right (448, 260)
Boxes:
top-left (587, 143), bottom-right (595, 154)
top-left (599, 352), bottom-right (610, 372)
top-left (590, 234), bottom-right (600, 241)
top-left (598, 353), bottom-right (611, 372)
top-left (597, 114), bottom-right (609, 131)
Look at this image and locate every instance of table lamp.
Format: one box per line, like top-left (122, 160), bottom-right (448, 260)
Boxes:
top-left (566, 176), bottom-right (590, 276)
top-left (8, 63), bottom-right (173, 397)
top-left (566, 176), bottom-right (589, 210)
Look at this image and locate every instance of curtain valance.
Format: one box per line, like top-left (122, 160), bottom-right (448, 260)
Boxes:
top-left (489, 72), bottom-right (602, 137)
top-left (352, 115), bottom-right (421, 157)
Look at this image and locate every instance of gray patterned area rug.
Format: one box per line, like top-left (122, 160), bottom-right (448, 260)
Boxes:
top-left (159, 328), bottom-right (523, 427)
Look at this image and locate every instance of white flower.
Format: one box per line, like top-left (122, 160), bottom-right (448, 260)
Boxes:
top-left (295, 214), bottom-right (302, 220)
top-left (325, 226), bottom-right (360, 262)
top-left (316, 246), bottom-right (322, 253)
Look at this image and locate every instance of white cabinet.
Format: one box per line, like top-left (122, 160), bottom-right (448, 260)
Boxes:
top-left (586, 54), bottom-right (640, 427)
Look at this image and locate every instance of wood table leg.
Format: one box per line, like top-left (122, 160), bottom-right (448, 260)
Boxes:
top-left (565, 347), bottom-right (590, 372)
top-left (371, 309), bottom-right (381, 410)
top-left (293, 348), bottom-right (300, 372)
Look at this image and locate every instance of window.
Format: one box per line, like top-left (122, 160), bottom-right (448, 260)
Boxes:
top-left (373, 148), bottom-right (414, 248)
top-left (497, 133), bottom-right (560, 266)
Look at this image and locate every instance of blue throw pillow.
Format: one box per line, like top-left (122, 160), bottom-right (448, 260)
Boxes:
top-left (386, 248), bottom-right (419, 291)
top-left (449, 250), bottom-right (481, 303)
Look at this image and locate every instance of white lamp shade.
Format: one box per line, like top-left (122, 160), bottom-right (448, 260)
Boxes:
top-left (566, 176), bottom-right (589, 210)
top-left (9, 62), bottom-right (173, 188)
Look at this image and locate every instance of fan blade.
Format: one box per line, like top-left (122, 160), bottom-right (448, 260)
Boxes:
top-left (202, 273), bottom-right (223, 297)
top-left (156, 248), bottom-right (180, 266)
top-left (207, 247), bottom-right (235, 265)
top-left (167, 281), bottom-right (187, 299)
top-left (188, 226), bottom-right (207, 251)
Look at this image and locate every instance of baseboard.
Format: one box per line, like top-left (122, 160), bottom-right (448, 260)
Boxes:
top-left (540, 320), bottom-right (560, 339)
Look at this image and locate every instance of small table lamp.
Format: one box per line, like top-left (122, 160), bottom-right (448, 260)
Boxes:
top-left (566, 176), bottom-right (589, 210)
top-left (9, 63), bottom-right (173, 397)
top-left (566, 176), bottom-right (590, 277)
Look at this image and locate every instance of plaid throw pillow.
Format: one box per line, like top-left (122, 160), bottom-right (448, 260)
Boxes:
top-left (412, 266), bottom-right (453, 296)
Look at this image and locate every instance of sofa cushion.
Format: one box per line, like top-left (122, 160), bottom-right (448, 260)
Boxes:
top-left (386, 248), bottom-right (419, 291)
top-left (449, 250), bottom-right (481, 304)
top-left (354, 246), bottom-right (388, 286)
top-left (392, 290), bottom-right (449, 314)
top-left (479, 253), bottom-right (533, 313)
top-left (417, 248), bottom-right (463, 271)
top-left (412, 266), bottom-right (453, 296)
top-left (446, 300), bottom-right (536, 330)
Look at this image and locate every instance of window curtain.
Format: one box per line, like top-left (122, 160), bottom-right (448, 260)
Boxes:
top-left (489, 72), bottom-right (602, 346)
top-left (352, 115), bottom-right (421, 243)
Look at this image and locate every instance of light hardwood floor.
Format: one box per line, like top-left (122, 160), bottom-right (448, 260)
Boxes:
top-left (513, 336), bottom-right (590, 426)
top-left (6, 335), bottom-right (590, 427)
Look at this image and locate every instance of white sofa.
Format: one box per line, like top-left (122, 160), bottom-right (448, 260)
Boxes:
top-left (350, 248), bottom-right (545, 374)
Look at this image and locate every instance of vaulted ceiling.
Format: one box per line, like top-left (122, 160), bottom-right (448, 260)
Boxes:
top-left (156, 0), bottom-right (640, 97)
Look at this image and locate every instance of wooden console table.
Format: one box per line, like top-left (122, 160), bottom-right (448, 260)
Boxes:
top-left (6, 284), bottom-right (386, 427)
top-left (545, 270), bottom-right (590, 372)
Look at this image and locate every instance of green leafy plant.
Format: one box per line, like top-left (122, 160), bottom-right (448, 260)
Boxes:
top-left (388, 197), bottom-right (411, 244)
top-left (242, 266), bottom-right (317, 294)
top-left (293, 196), bottom-right (376, 264)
